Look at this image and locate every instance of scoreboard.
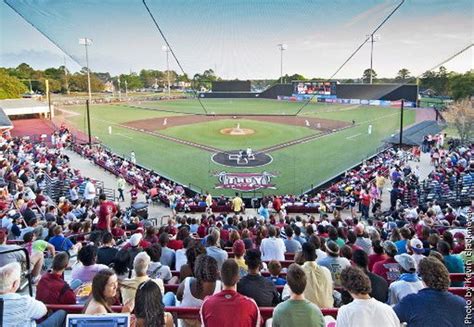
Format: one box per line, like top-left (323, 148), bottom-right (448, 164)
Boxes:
top-left (293, 81), bottom-right (337, 95)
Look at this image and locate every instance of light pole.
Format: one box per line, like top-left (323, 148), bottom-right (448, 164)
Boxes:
top-left (366, 34), bottom-right (380, 84)
top-left (162, 45), bottom-right (171, 98)
top-left (124, 80), bottom-right (128, 98)
top-left (277, 44), bottom-right (287, 84)
top-left (79, 37), bottom-right (93, 103)
top-left (117, 77), bottom-right (121, 100)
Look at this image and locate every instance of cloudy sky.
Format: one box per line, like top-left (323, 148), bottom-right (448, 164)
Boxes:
top-left (1, 0), bottom-right (472, 79)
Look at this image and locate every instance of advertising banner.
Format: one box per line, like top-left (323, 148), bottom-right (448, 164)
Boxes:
top-left (214, 172), bottom-right (277, 191)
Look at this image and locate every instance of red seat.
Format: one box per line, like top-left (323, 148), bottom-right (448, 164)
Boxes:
top-left (448, 287), bottom-right (468, 297)
top-left (46, 305), bottom-right (339, 320)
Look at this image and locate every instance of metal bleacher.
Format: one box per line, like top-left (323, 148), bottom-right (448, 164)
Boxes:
top-left (42, 173), bottom-right (115, 202)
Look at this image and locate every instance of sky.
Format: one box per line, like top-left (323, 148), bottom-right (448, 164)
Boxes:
top-left (0, 0), bottom-right (472, 80)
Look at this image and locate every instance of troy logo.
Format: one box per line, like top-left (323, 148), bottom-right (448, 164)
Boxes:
top-left (214, 171), bottom-right (277, 191)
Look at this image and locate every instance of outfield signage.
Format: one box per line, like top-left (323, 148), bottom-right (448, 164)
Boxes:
top-left (214, 171), bottom-right (277, 191)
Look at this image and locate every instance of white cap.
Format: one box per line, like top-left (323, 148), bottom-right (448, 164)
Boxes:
top-left (129, 233), bottom-right (142, 247)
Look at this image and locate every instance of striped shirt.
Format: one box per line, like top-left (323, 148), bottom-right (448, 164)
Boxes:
top-left (0, 293), bottom-right (47, 327)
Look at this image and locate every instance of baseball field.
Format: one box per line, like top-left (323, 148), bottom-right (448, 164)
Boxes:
top-left (58, 98), bottom-right (416, 196)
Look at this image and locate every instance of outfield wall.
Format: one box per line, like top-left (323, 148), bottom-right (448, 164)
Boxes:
top-left (199, 92), bottom-right (259, 98)
top-left (335, 84), bottom-right (418, 102)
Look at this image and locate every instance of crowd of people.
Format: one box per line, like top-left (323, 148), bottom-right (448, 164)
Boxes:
top-left (0, 128), bottom-right (472, 327)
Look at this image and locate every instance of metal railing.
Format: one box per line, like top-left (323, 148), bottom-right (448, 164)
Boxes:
top-left (0, 247), bottom-right (33, 296)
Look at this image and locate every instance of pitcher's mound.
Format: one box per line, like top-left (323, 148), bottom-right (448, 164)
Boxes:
top-left (220, 127), bottom-right (255, 136)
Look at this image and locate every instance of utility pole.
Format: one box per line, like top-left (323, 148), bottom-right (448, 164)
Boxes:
top-left (399, 99), bottom-right (405, 147)
top-left (79, 37), bottom-right (93, 104)
top-left (366, 34), bottom-right (380, 84)
top-left (277, 44), bottom-right (287, 84)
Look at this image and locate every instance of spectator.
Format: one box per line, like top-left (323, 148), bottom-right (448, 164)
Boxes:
top-left (309, 235), bottom-right (327, 261)
top-left (159, 232), bottom-right (176, 270)
top-left (283, 242), bottom-right (333, 308)
top-left (200, 259), bottom-right (261, 327)
top-left (179, 242), bottom-right (206, 282)
top-left (120, 252), bottom-right (166, 305)
top-left (175, 237), bottom-right (194, 271)
top-left (0, 262), bottom-right (67, 327)
top-left (23, 231), bottom-right (55, 259)
top-left (237, 249), bottom-right (280, 307)
top-left (260, 226), bottom-right (286, 261)
top-left (84, 269), bottom-right (133, 314)
top-left (97, 232), bottom-right (118, 266)
top-left (233, 239), bottom-right (248, 276)
top-left (270, 264), bottom-right (325, 327)
top-left (284, 225), bottom-right (302, 253)
top-left (408, 238), bottom-right (425, 270)
top-left (387, 254), bottom-right (424, 305)
top-left (267, 260), bottom-right (286, 286)
top-left (339, 266), bottom-right (401, 326)
top-left (72, 245), bottom-right (109, 283)
top-left (83, 177), bottom-right (96, 201)
top-left (205, 229), bottom-right (228, 270)
top-left (134, 280), bottom-right (173, 327)
top-left (0, 229), bottom-right (44, 282)
top-left (354, 224), bottom-right (372, 254)
top-left (111, 249), bottom-right (131, 281)
top-left (317, 240), bottom-right (351, 287)
top-left (177, 255), bottom-right (222, 327)
top-left (372, 241), bottom-right (401, 283)
top-left (351, 249), bottom-right (388, 303)
top-left (117, 176), bottom-right (126, 202)
top-left (48, 225), bottom-right (77, 252)
top-left (437, 240), bottom-right (464, 286)
top-left (395, 227), bottom-right (411, 255)
top-left (394, 257), bottom-right (466, 327)
top-left (97, 193), bottom-right (117, 232)
top-left (36, 252), bottom-right (76, 305)
top-left (145, 243), bottom-right (173, 283)
top-left (231, 192), bottom-right (244, 215)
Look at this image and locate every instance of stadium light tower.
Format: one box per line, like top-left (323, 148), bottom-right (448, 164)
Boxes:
top-left (79, 37), bottom-right (93, 103)
top-left (277, 43), bottom-right (287, 84)
top-left (366, 34), bottom-right (381, 84)
top-left (162, 45), bottom-right (171, 98)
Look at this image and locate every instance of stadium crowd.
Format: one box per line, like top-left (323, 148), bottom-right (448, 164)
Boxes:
top-left (0, 128), bottom-right (472, 327)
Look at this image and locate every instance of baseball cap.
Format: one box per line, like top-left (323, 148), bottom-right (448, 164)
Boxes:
top-left (383, 241), bottom-right (398, 256)
top-left (454, 232), bottom-right (465, 240)
top-left (232, 240), bottom-right (245, 256)
top-left (326, 240), bottom-right (340, 255)
top-left (395, 254), bottom-right (416, 272)
top-left (129, 233), bottom-right (143, 247)
top-left (410, 238), bottom-right (425, 254)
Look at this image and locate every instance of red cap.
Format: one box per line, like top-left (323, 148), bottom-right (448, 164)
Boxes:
top-left (232, 239), bottom-right (245, 256)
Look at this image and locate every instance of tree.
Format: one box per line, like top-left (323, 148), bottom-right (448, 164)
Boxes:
top-left (448, 71), bottom-right (474, 101)
top-left (444, 99), bottom-right (474, 143)
top-left (362, 68), bottom-right (377, 83)
top-left (396, 68), bottom-right (411, 81)
top-left (69, 72), bottom-right (105, 92)
top-left (118, 73), bottom-right (143, 91)
top-left (0, 70), bottom-right (28, 99)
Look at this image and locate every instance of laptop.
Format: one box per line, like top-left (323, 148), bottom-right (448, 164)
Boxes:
top-left (66, 313), bottom-right (130, 327)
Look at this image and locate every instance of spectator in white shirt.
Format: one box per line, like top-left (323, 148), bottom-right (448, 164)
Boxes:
top-left (260, 226), bottom-right (286, 261)
top-left (0, 262), bottom-right (67, 327)
top-left (337, 266), bottom-right (400, 327)
top-left (388, 254), bottom-right (424, 305)
top-left (83, 177), bottom-right (96, 201)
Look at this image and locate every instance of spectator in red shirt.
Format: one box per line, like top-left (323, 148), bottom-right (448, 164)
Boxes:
top-left (273, 196), bottom-right (282, 214)
top-left (368, 240), bottom-right (387, 271)
top-left (200, 259), bottom-right (261, 327)
top-left (97, 193), bottom-right (117, 232)
top-left (130, 186), bottom-right (138, 204)
top-left (168, 228), bottom-right (188, 251)
top-left (372, 241), bottom-right (401, 283)
top-left (111, 218), bottom-right (125, 239)
top-left (36, 252), bottom-right (76, 304)
top-left (360, 190), bottom-right (371, 219)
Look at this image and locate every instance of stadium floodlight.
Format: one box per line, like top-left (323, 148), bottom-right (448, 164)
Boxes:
top-left (366, 34), bottom-right (381, 84)
top-left (277, 44), bottom-right (287, 84)
top-left (162, 45), bottom-right (171, 98)
top-left (79, 37), bottom-right (93, 103)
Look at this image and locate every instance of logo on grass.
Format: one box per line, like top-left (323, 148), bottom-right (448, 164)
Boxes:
top-left (214, 171), bottom-right (277, 191)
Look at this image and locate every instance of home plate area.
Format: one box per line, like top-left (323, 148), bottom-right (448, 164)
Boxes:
top-left (212, 150), bottom-right (273, 167)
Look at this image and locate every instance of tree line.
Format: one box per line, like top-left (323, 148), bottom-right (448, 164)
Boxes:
top-left (0, 63), bottom-right (472, 101)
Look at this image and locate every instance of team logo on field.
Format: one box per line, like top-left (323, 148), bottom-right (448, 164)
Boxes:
top-left (214, 171), bottom-right (277, 191)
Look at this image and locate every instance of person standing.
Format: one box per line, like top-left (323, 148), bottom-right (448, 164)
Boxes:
top-left (200, 259), bottom-right (261, 327)
top-left (130, 151), bottom-right (136, 164)
top-left (97, 193), bottom-right (117, 233)
top-left (83, 177), bottom-right (96, 201)
top-left (231, 192), bottom-right (243, 215)
top-left (117, 176), bottom-right (126, 202)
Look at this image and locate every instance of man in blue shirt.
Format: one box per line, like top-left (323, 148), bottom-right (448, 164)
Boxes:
top-left (394, 257), bottom-right (466, 327)
top-left (437, 240), bottom-right (465, 287)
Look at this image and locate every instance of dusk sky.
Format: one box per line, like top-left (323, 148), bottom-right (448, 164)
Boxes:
top-left (1, 0), bottom-right (472, 79)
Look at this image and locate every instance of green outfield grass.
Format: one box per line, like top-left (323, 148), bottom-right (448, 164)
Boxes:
top-left (60, 99), bottom-right (415, 195)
